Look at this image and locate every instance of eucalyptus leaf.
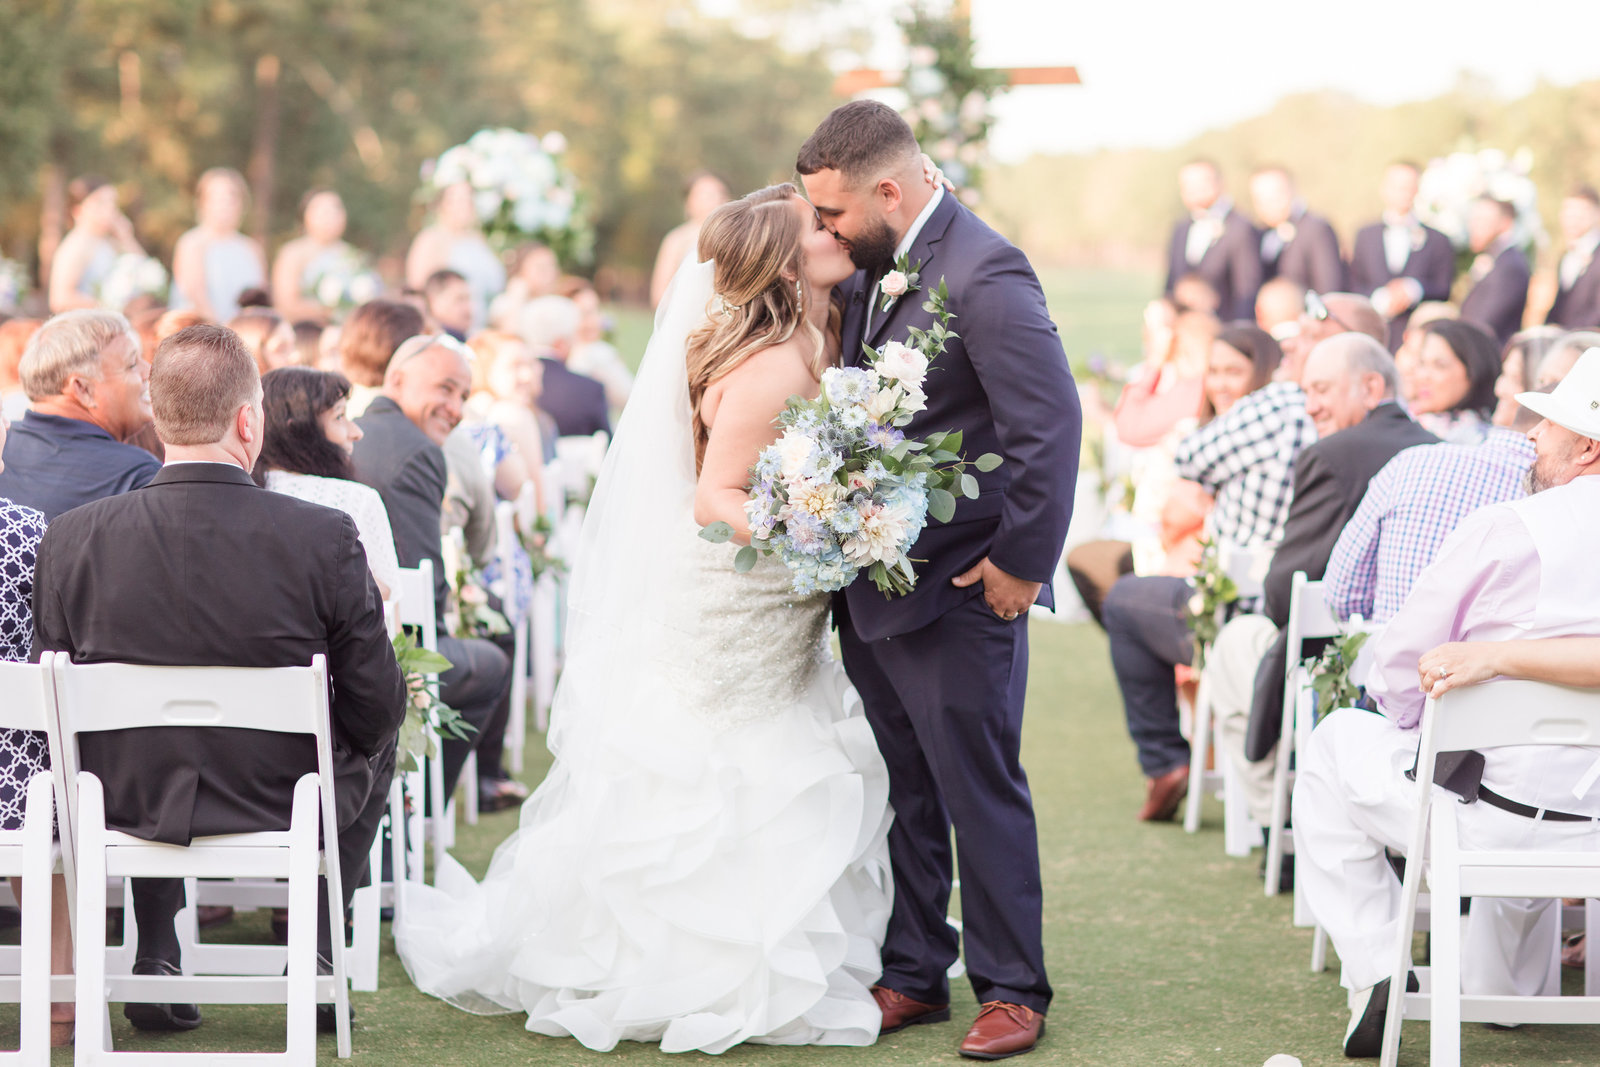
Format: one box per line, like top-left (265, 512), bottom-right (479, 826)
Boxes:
top-left (699, 521), bottom-right (734, 544)
top-left (928, 487), bottom-right (957, 523)
top-left (942, 430), bottom-right (963, 453)
top-left (960, 473), bottom-right (980, 499)
top-left (974, 452), bottom-right (1003, 472)
top-left (734, 545), bottom-right (759, 572)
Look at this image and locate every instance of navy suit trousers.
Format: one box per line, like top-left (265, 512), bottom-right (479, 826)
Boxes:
top-left (1103, 575), bottom-right (1194, 777)
top-left (840, 594), bottom-right (1051, 1014)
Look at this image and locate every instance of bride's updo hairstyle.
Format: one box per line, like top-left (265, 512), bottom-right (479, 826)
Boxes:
top-left (687, 183), bottom-right (827, 469)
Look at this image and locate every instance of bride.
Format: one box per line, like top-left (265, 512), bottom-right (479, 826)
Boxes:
top-left (394, 183), bottom-right (894, 1054)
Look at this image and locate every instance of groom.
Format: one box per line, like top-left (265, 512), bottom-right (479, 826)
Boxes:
top-left (798, 102), bottom-right (1080, 1060)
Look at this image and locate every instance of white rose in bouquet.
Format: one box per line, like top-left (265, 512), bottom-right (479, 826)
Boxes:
top-left (875, 340), bottom-right (929, 388)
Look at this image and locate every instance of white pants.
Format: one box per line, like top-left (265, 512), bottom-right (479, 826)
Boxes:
top-left (1294, 707), bottom-right (1600, 993)
top-left (1209, 614), bottom-right (1280, 828)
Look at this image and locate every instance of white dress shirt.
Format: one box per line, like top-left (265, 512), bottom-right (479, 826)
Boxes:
top-left (1559, 229), bottom-right (1600, 291)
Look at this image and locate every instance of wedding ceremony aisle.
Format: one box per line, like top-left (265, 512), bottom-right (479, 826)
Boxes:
top-left (14, 621), bottom-right (1597, 1065)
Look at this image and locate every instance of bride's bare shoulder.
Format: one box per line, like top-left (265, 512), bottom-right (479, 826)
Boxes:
top-left (715, 338), bottom-right (818, 397)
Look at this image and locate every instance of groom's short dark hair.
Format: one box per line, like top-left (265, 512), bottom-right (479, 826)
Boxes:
top-left (797, 101), bottom-right (920, 186)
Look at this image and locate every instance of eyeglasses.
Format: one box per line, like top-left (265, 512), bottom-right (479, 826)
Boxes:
top-left (390, 332), bottom-right (475, 371)
top-left (1304, 291), bottom-right (1355, 334)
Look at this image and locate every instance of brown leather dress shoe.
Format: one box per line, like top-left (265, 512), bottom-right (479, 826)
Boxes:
top-left (1137, 765), bottom-right (1189, 822)
top-left (959, 1001), bottom-right (1045, 1060)
top-left (872, 985), bottom-right (951, 1034)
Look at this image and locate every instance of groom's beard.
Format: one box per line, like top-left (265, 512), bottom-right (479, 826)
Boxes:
top-left (844, 216), bottom-right (898, 275)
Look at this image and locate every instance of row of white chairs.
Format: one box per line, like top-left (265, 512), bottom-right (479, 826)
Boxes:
top-left (1, 651), bottom-right (357, 1063)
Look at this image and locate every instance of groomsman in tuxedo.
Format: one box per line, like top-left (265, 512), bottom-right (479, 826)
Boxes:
top-left (1164, 159), bottom-right (1263, 322)
top-left (1249, 166), bottom-right (1344, 296)
top-left (1347, 161), bottom-right (1456, 351)
top-left (1459, 195), bottom-right (1531, 348)
top-left (1546, 186), bottom-right (1600, 329)
top-left (799, 101), bottom-right (1079, 1061)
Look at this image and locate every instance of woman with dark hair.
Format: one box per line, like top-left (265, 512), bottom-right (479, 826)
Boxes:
top-left (228, 308), bottom-right (295, 375)
top-left (1494, 326), bottom-right (1564, 427)
top-left (254, 366), bottom-right (400, 599)
top-left (337, 299), bottom-right (425, 416)
top-left (1412, 318), bottom-right (1501, 443)
top-left (1201, 324), bottom-right (1283, 422)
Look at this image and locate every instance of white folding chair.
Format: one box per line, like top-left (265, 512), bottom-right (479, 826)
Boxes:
top-left (53, 654), bottom-right (352, 1061)
top-left (1185, 542), bottom-right (1266, 855)
top-left (396, 562), bottom-right (451, 878)
top-left (0, 656), bottom-right (72, 1065)
top-left (1381, 679), bottom-right (1600, 1067)
top-left (492, 501), bottom-right (531, 778)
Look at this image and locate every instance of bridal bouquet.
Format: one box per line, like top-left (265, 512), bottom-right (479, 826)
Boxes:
top-left (97, 253), bottom-right (168, 310)
top-left (305, 246), bottom-right (383, 318)
top-left (702, 278), bottom-right (1001, 597)
top-left (420, 126), bottom-right (593, 266)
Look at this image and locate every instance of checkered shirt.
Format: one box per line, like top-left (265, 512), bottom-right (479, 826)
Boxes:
top-left (1324, 426), bottom-right (1535, 623)
top-left (1174, 381), bottom-right (1316, 553)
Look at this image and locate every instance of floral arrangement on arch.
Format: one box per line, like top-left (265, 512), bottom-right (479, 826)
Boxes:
top-left (899, 2), bottom-right (1008, 201)
top-left (1415, 148), bottom-right (1546, 265)
top-left (420, 127), bottom-right (594, 267)
top-left (97, 253), bottom-right (169, 311)
top-left (701, 276), bottom-right (1001, 598)
top-left (0, 257), bottom-right (30, 313)
top-left (304, 246), bottom-right (383, 320)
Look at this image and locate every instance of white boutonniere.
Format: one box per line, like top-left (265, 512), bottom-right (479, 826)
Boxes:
top-left (1275, 221), bottom-right (1297, 244)
top-left (879, 254), bottom-right (922, 313)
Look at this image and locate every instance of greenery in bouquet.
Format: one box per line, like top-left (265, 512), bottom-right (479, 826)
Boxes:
top-left (392, 629), bottom-right (473, 774)
top-left (900, 2), bottom-right (1008, 198)
top-left (304, 246), bottom-right (383, 319)
top-left (96, 253), bottom-right (168, 310)
top-left (0, 257), bottom-right (29, 312)
top-left (442, 529), bottom-right (512, 640)
top-left (1305, 630), bottom-right (1371, 721)
top-left (1415, 147), bottom-right (1546, 274)
top-left (1184, 540), bottom-right (1239, 669)
top-left (516, 512), bottom-right (567, 581)
top-left (701, 276), bottom-right (1002, 598)
top-left (420, 127), bottom-right (594, 268)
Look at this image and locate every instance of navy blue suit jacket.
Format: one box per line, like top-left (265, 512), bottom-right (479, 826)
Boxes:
top-left (1547, 253), bottom-right (1600, 329)
top-left (1348, 221), bottom-right (1457, 350)
top-left (0, 411), bottom-right (161, 521)
top-left (1165, 207), bottom-right (1262, 321)
top-left (1460, 245), bottom-right (1531, 348)
top-left (837, 195), bottom-right (1081, 642)
top-left (538, 358), bottom-right (611, 439)
top-left (1264, 212), bottom-right (1344, 295)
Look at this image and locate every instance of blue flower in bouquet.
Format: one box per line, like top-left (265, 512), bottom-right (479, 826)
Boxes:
top-left (782, 512), bottom-right (830, 555)
top-left (829, 501), bottom-right (865, 535)
top-left (838, 405), bottom-right (871, 430)
top-left (866, 423), bottom-right (905, 450)
top-left (864, 459), bottom-right (890, 482)
top-left (822, 366), bottom-right (877, 408)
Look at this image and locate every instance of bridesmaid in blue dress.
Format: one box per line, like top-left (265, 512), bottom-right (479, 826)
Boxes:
top-left (170, 167), bottom-right (267, 323)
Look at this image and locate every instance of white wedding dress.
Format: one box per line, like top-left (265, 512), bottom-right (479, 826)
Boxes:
top-left (394, 258), bottom-right (894, 1055)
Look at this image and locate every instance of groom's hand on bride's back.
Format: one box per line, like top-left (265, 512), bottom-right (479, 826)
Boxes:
top-left (952, 557), bottom-right (1040, 621)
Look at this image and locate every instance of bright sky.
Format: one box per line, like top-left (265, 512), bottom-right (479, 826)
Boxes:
top-left (833, 0), bottom-right (1600, 162)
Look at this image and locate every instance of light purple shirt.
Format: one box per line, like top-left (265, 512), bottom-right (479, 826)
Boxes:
top-left (1366, 475), bottom-right (1600, 814)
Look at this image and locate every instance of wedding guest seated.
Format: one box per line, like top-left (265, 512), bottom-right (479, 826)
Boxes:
top-left (1103, 325), bottom-right (1315, 821)
top-left (337, 299), bottom-right (425, 418)
top-left (155, 309), bottom-right (208, 342)
top-left (253, 366), bottom-right (401, 600)
top-left (1202, 335), bottom-right (1435, 847)
top-left (1459, 195), bottom-right (1531, 348)
top-left (291, 320), bottom-right (324, 368)
top-left (1492, 326), bottom-right (1564, 428)
top-left (423, 269), bottom-right (474, 343)
top-left (1409, 318), bottom-right (1499, 443)
top-left (228, 308), bottom-right (296, 375)
top-left (0, 415), bottom-right (70, 1045)
top-left (1249, 166), bottom-right (1344, 294)
top-left (518, 295), bottom-right (610, 438)
top-left (31, 324), bottom-right (404, 1034)
top-left (1171, 272), bottom-right (1220, 316)
top-left (0, 309), bottom-right (160, 519)
top-left (560, 276), bottom-right (634, 413)
top-left (0, 317), bottom-right (42, 421)
top-left (465, 329), bottom-right (552, 495)
top-left (1393, 300), bottom-right (1457, 405)
top-left (170, 167), bottom-right (267, 324)
top-left (1277, 291), bottom-right (1386, 384)
top-left (350, 335), bottom-right (514, 809)
top-left (1294, 348), bottom-right (1600, 1057)
top-left (1546, 186), bottom-right (1600, 329)
top-left (487, 242), bottom-right (561, 331)
top-left (1255, 276), bottom-right (1305, 345)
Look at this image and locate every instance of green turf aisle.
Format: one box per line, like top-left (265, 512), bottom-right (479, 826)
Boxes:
top-left (29, 622), bottom-right (1600, 1063)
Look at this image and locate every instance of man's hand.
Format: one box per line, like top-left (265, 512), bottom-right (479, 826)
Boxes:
top-left (952, 556), bottom-right (1040, 621)
top-left (1417, 641), bottom-right (1499, 699)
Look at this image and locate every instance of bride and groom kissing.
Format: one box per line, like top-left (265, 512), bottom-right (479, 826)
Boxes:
top-left (395, 101), bottom-right (1081, 1061)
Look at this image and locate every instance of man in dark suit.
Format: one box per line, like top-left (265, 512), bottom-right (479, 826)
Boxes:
top-left (1460, 196), bottom-right (1531, 348)
top-left (31, 325), bottom-right (405, 1032)
top-left (1204, 335), bottom-right (1435, 861)
top-left (518, 295), bottom-right (611, 438)
top-left (1546, 186), bottom-right (1600, 329)
top-left (1164, 159), bottom-right (1263, 321)
top-left (350, 335), bottom-right (514, 811)
top-left (1347, 161), bottom-right (1457, 351)
top-left (799, 101), bottom-right (1080, 1061)
top-left (1250, 166), bottom-right (1344, 295)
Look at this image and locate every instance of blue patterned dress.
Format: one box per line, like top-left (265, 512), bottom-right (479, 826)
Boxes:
top-left (0, 499), bottom-right (48, 830)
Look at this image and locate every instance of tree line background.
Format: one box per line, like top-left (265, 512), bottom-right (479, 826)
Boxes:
top-left (5, 2), bottom-right (1600, 301)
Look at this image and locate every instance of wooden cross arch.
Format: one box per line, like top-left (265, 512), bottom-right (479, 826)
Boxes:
top-left (831, 0), bottom-right (1079, 97)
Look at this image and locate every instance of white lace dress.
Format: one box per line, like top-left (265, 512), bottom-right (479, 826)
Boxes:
top-left (263, 471), bottom-right (402, 596)
top-left (394, 535), bottom-right (893, 1054)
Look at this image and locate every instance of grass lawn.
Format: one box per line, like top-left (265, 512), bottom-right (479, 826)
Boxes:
top-left (24, 621), bottom-right (1600, 1065)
